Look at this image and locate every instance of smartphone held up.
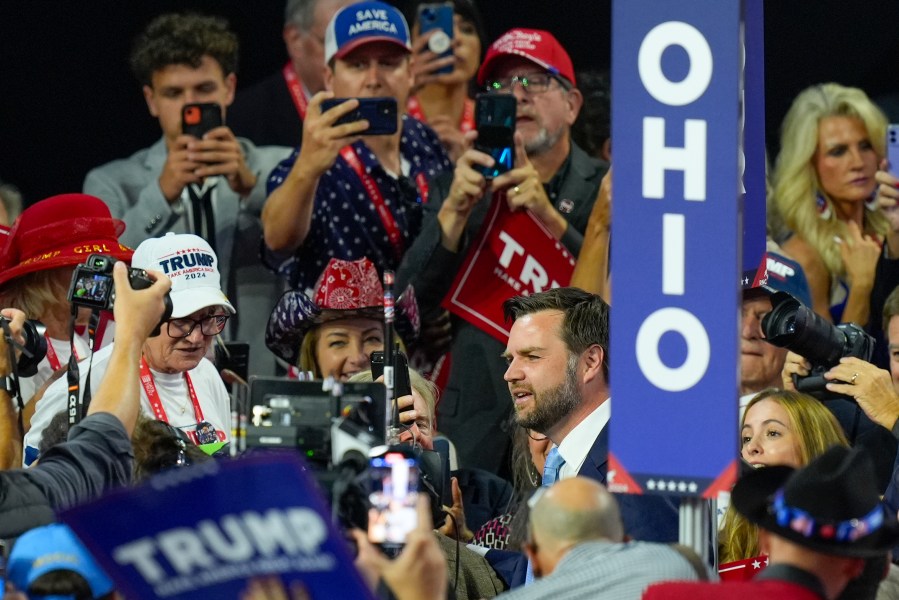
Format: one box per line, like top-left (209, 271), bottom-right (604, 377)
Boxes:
top-left (884, 124), bottom-right (899, 228)
top-left (475, 93), bottom-right (516, 179)
top-left (367, 450), bottom-right (419, 549)
top-left (418, 2), bottom-right (454, 75)
top-left (321, 97), bottom-right (398, 135)
top-left (181, 102), bottom-right (223, 138)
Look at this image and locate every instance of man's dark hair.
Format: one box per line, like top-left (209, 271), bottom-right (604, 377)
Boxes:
top-left (131, 416), bottom-right (211, 481)
top-left (28, 569), bottom-right (95, 600)
top-left (503, 287), bottom-right (610, 380)
top-left (39, 409), bottom-right (70, 456)
top-left (130, 13), bottom-right (239, 87)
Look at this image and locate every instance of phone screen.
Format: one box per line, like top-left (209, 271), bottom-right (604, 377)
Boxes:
top-left (475, 93), bottom-right (516, 178)
top-left (367, 452), bottom-right (419, 547)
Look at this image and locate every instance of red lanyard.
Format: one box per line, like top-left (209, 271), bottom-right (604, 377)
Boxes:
top-left (44, 334), bottom-right (79, 372)
top-left (139, 357), bottom-right (205, 424)
top-left (282, 62), bottom-right (308, 121)
top-left (460, 98), bottom-right (475, 132)
top-left (341, 146), bottom-right (431, 260)
top-left (406, 96), bottom-right (475, 133)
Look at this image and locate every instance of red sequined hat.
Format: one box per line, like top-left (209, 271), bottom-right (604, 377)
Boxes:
top-left (0, 193), bottom-right (133, 289)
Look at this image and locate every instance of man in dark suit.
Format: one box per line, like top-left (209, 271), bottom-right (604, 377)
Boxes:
top-left (644, 446), bottom-right (899, 599)
top-left (396, 29), bottom-right (607, 478)
top-left (501, 287), bottom-right (678, 542)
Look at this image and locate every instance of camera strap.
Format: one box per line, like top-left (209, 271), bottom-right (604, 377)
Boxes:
top-left (66, 309), bottom-right (102, 427)
top-left (0, 318), bottom-right (26, 436)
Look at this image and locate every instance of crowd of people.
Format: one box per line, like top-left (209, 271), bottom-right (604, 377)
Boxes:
top-left (4, 0), bottom-right (899, 598)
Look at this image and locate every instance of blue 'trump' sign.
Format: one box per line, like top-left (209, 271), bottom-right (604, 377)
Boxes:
top-left (609, 0), bottom-right (742, 498)
top-left (61, 453), bottom-right (374, 599)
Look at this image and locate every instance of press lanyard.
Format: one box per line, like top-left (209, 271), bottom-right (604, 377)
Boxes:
top-left (139, 357), bottom-right (205, 424)
top-left (44, 334), bottom-right (79, 372)
top-left (340, 146), bottom-right (432, 259)
top-left (282, 62), bottom-right (309, 121)
top-left (406, 96), bottom-right (475, 133)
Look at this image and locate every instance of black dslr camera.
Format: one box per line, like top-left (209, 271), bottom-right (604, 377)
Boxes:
top-left (67, 254), bottom-right (173, 336)
top-left (0, 316), bottom-right (47, 378)
top-left (761, 291), bottom-right (874, 401)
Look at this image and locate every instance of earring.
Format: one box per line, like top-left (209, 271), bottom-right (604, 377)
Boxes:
top-left (816, 192), bottom-right (832, 220)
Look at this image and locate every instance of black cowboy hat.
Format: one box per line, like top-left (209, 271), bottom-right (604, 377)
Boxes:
top-left (732, 446), bottom-right (899, 558)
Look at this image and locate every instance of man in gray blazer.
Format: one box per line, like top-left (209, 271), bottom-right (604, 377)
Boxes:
top-left (83, 13), bottom-right (290, 377)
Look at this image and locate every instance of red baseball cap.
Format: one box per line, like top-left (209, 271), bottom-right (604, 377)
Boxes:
top-left (0, 193), bottom-right (133, 289)
top-left (477, 28), bottom-right (576, 87)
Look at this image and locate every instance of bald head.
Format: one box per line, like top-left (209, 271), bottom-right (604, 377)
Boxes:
top-left (531, 477), bottom-right (624, 551)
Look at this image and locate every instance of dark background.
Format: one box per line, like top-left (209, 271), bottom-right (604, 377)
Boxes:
top-left (2, 0), bottom-right (898, 206)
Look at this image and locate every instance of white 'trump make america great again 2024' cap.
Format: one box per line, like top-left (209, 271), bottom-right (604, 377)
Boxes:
top-left (131, 232), bottom-right (234, 319)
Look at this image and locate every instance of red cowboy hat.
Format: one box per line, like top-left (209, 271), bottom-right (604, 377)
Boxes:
top-left (0, 193), bottom-right (133, 288)
top-left (266, 257), bottom-right (420, 365)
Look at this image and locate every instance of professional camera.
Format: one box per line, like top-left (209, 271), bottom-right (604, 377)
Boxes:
top-left (67, 254), bottom-right (172, 335)
top-left (761, 291), bottom-right (874, 400)
top-left (0, 316), bottom-right (47, 378)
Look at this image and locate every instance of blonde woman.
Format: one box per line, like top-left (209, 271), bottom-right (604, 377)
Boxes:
top-left (773, 83), bottom-right (888, 326)
top-left (718, 389), bottom-right (849, 564)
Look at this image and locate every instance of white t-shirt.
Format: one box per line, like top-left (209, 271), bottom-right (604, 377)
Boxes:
top-left (25, 343), bottom-right (231, 463)
top-left (19, 317), bottom-right (116, 406)
top-left (18, 335), bottom-right (91, 405)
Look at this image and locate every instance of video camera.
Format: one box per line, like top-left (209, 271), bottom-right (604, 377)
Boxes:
top-left (67, 254), bottom-right (172, 336)
top-left (243, 376), bottom-right (449, 536)
top-left (761, 290), bottom-right (875, 400)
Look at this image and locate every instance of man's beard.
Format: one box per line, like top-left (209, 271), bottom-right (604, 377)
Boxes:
top-left (514, 355), bottom-right (580, 433)
top-left (524, 123), bottom-right (564, 156)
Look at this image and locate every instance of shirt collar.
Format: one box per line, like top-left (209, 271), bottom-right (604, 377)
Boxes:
top-left (558, 398), bottom-right (610, 479)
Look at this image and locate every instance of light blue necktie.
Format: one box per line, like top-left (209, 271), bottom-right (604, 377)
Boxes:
top-left (542, 446), bottom-right (566, 487)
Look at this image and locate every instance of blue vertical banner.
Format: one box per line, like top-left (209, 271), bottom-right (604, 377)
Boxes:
top-left (742, 0), bottom-right (767, 286)
top-left (608, 0), bottom-right (742, 498)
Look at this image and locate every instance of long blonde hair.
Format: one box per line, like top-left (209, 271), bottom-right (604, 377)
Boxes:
top-left (718, 389), bottom-right (849, 564)
top-left (772, 83), bottom-right (888, 278)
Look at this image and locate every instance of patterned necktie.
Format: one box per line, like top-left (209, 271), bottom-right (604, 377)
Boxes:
top-left (542, 446), bottom-right (566, 486)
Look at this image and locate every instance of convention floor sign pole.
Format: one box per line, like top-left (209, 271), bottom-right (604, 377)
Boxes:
top-left (609, 0), bottom-right (759, 565)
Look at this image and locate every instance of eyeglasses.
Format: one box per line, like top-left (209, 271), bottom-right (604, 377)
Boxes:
top-left (486, 73), bottom-right (568, 95)
top-left (166, 314), bottom-right (229, 339)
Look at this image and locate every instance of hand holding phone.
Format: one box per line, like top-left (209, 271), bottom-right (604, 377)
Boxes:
top-left (321, 97), bottom-right (398, 135)
top-left (474, 93), bottom-right (516, 179)
top-left (417, 2), bottom-right (454, 75)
